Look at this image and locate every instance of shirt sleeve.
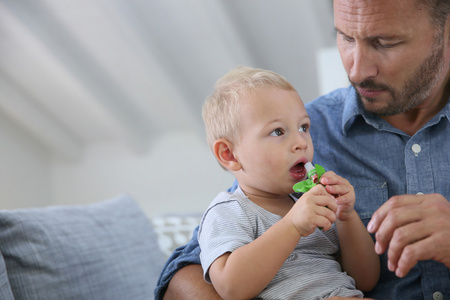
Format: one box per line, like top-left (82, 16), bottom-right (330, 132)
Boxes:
top-left (154, 182), bottom-right (238, 299)
top-left (198, 198), bottom-right (255, 283)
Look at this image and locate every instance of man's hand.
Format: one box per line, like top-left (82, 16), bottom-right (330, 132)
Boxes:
top-left (367, 193), bottom-right (450, 277)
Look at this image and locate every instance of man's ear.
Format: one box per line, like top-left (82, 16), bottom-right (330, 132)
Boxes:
top-left (213, 139), bottom-right (241, 171)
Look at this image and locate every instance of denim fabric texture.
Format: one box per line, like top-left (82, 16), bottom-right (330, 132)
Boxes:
top-left (154, 86), bottom-right (450, 300)
top-left (154, 226), bottom-right (201, 299)
top-left (307, 86), bottom-right (450, 300)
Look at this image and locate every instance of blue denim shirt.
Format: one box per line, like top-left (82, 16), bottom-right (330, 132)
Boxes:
top-left (155, 86), bottom-right (450, 300)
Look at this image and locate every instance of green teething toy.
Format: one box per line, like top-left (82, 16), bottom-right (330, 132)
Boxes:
top-left (292, 163), bottom-right (327, 231)
top-left (292, 163), bottom-right (326, 193)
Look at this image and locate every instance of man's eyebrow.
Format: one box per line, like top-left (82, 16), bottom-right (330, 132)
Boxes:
top-left (334, 27), bottom-right (351, 38)
top-left (334, 26), bottom-right (402, 40)
top-left (334, 27), bottom-right (343, 34)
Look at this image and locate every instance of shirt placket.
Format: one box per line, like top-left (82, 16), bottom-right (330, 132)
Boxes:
top-left (405, 130), bottom-right (434, 195)
top-left (404, 129), bottom-right (450, 300)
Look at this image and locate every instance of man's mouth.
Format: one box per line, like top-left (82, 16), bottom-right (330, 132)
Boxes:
top-left (357, 87), bottom-right (386, 99)
top-left (353, 80), bottom-right (390, 99)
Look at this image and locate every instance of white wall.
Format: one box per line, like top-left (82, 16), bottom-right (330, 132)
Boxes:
top-left (0, 111), bottom-right (53, 209)
top-left (0, 116), bottom-right (234, 217)
top-left (51, 131), bottom-right (235, 218)
top-left (0, 46), bottom-right (346, 217)
top-left (316, 47), bottom-right (349, 95)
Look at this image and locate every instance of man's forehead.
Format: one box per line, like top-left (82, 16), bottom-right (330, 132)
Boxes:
top-left (333, 0), bottom-right (424, 38)
top-left (333, 0), bottom-right (417, 20)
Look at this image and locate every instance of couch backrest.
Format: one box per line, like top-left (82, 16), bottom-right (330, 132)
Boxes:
top-left (0, 252), bottom-right (14, 300)
top-left (0, 195), bottom-right (165, 300)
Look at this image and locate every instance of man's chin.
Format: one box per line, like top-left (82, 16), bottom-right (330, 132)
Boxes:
top-left (358, 95), bottom-right (380, 111)
top-left (362, 101), bottom-right (404, 117)
top-left (356, 93), bottom-right (393, 116)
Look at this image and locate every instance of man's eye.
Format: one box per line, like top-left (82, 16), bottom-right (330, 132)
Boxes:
top-left (375, 39), bottom-right (400, 49)
top-left (299, 125), bottom-right (308, 133)
top-left (340, 34), bottom-right (354, 43)
top-left (379, 43), bottom-right (396, 48)
top-left (270, 128), bottom-right (284, 136)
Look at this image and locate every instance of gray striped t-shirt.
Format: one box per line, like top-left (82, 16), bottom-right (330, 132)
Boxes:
top-left (198, 186), bottom-right (363, 300)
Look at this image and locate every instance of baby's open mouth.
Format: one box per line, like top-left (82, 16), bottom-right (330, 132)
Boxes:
top-left (290, 162), bottom-right (305, 173)
top-left (290, 161), bottom-right (307, 181)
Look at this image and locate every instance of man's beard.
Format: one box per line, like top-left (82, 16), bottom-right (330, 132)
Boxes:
top-left (352, 34), bottom-right (445, 117)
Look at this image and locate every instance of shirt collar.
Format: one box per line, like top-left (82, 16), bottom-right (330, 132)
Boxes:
top-left (341, 86), bottom-right (367, 135)
top-left (441, 96), bottom-right (450, 122)
top-left (342, 86), bottom-right (450, 135)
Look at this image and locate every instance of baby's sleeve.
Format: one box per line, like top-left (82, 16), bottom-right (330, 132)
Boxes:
top-left (198, 198), bottom-right (254, 283)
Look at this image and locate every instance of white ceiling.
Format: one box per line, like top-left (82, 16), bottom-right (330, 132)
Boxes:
top-left (0, 0), bottom-right (335, 160)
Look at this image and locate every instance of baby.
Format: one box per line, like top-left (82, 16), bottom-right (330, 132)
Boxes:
top-left (199, 66), bottom-right (379, 299)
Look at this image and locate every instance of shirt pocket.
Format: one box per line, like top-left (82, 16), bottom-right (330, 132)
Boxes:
top-left (353, 181), bottom-right (398, 283)
top-left (353, 181), bottom-right (389, 227)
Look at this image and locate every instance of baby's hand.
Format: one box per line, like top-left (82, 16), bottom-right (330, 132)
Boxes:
top-left (286, 184), bottom-right (337, 236)
top-left (320, 171), bottom-right (355, 221)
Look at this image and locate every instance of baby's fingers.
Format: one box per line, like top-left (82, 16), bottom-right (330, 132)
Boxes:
top-left (308, 185), bottom-right (338, 212)
top-left (319, 171), bottom-right (340, 185)
top-left (320, 171), bottom-right (351, 189)
top-left (317, 205), bottom-right (336, 231)
top-left (325, 184), bottom-right (352, 198)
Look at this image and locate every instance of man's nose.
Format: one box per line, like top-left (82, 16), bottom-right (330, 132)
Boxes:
top-left (347, 43), bottom-right (378, 84)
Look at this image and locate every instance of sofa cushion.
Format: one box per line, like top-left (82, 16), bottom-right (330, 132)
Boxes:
top-left (0, 253), bottom-right (14, 300)
top-left (0, 195), bottom-right (165, 300)
top-left (151, 213), bottom-right (202, 259)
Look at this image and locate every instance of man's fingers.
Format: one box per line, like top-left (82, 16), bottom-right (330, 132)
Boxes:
top-left (368, 195), bottom-right (423, 234)
top-left (394, 236), bottom-right (437, 278)
top-left (373, 206), bottom-right (422, 254)
top-left (367, 193), bottom-right (450, 278)
top-left (386, 220), bottom-right (429, 271)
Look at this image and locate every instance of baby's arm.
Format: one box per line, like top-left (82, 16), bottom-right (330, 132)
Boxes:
top-left (321, 172), bottom-right (380, 292)
top-left (208, 185), bottom-right (337, 300)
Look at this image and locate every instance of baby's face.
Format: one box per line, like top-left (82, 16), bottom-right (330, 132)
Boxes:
top-left (233, 86), bottom-right (314, 197)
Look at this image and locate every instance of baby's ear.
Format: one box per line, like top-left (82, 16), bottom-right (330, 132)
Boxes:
top-left (213, 139), bottom-right (241, 171)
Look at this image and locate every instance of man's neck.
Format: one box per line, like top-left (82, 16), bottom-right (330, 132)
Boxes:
top-left (381, 73), bottom-right (450, 136)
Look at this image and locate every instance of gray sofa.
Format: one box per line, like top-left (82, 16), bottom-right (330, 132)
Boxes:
top-left (0, 195), bottom-right (170, 300)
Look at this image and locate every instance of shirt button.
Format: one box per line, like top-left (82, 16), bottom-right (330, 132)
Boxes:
top-left (416, 192), bottom-right (424, 195)
top-left (433, 291), bottom-right (443, 300)
top-left (412, 144), bottom-right (421, 156)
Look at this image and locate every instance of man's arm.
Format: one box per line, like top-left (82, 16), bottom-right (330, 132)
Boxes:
top-left (368, 193), bottom-right (450, 277)
top-left (164, 264), bottom-right (221, 300)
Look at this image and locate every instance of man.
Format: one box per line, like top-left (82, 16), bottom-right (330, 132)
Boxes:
top-left (155, 0), bottom-right (450, 299)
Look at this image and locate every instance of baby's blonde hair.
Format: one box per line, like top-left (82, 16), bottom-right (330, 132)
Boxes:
top-left (202, 66), bottom-right (296, 157)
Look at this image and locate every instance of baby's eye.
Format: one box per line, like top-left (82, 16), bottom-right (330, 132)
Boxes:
top-left (270, 128), bottom-right (284, 136)
top-left (299, 124), bottom-right (308, 133)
